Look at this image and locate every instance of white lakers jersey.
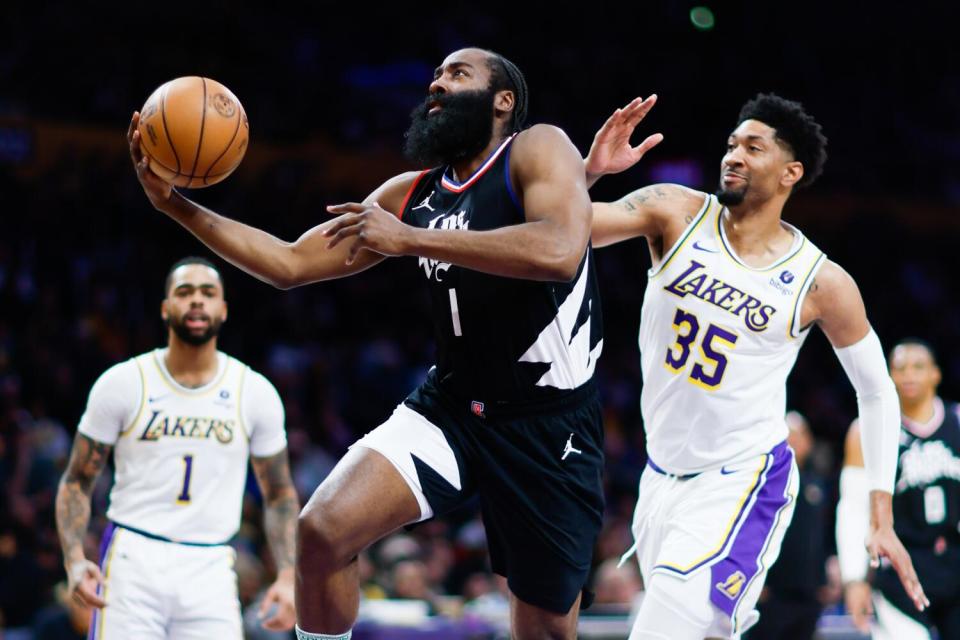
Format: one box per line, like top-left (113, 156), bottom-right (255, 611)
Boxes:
top-left (639, 194), bottom-right (825, 474)
top-left (77, 349), bottom-right (286, 543)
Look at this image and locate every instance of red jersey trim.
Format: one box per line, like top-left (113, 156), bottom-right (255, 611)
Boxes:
top-left (440, 134), bottom-right (517, 193)
top-left (397, 170), bottom-right (431, 220)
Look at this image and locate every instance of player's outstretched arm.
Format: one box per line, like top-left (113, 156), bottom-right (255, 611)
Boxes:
top-left (55, 433), bottom-right (111, 609)
top-left (836, 421), bottom-right (875, 633)
top-left (251, 448), bottom-right (299, 631)
top-left (127, 112), bottom-right (408, 289)
top-left (326, 125), bottom-right (593, 282)
top-left (810, 262), bottom-right (929, 613)
top-left (591, 183), bottom-right (703, 248)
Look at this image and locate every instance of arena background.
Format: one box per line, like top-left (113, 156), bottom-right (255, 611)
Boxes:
top-left (1, 2), bottom-right (958, 638)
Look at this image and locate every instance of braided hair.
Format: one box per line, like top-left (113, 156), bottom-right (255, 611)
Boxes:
top-left (483, 50), bottom-right (529, 133)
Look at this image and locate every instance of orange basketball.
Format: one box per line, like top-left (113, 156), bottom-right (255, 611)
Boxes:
top-left (137, 77), bottom-right (249, 188)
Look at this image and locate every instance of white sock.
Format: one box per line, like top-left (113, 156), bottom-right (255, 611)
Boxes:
top-left (294, 626), bottom-right (352, 640)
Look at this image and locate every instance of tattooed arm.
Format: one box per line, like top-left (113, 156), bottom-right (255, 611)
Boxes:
top-left (591, 183), bottom-right (704, 249)
top-left (55, 433), bottom-right (112, 608)
top-left (251, 448), bottom-right (299, 630)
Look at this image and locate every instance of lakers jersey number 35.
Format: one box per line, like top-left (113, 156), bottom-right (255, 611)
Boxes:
top-left (639, 194), bottom-right (826, 474)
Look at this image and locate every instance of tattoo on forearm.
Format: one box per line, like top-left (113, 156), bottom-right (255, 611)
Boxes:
top-left (252, 450), bottom-right (299, 571)
top-left (56, 434), bottom-right (111, 562)
top-left (617, 185), bottom-right (672, 214)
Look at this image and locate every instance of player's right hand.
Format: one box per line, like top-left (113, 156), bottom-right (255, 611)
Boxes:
top-left (67, 559), bottom-right (107, 609)
top-left (866, 524), bottom-right (929, 614)
top-left (843, 580), bottom-right (873, 634)
top-left (127, 112), bottom-right (174, 209)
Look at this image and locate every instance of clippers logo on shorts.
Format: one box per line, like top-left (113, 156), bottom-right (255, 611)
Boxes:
top-left (471, 401), bottom-right (485, 418)
top-left (716, 570), bottom-right (746, 600)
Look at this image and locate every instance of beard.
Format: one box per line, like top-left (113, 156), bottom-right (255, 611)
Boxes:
top-left (403, 87), bottom-right (496, 167)
top-left (716, 183), bottom-right (747, 207)
top-left (166, 313), bottom-right (222, 346)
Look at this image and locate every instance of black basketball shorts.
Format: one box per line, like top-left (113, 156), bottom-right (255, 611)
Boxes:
top-left (352, 369), bottom-right (605, 614)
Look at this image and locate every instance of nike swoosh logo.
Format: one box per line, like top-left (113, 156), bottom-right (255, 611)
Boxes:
top-left (148, 394), bottom-right (171, 403)
top-left (720, 466), bottom-right (738, 475)
top-left (692, 241), bottom-right (719, 253)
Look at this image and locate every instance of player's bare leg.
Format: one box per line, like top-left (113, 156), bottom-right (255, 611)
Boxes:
top-left (296, 447), bottom-right (421, 634)
top-left (510, 591), bottom-right (581, 640)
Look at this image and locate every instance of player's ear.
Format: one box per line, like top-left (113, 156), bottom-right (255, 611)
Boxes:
top-left (781, 161), bottom-right (803, 189)
top-left (933, 364), bottom-right (942, 388)
top-left (221, 301), bottom-right (228, 324)
top-left (160, 298), bottom-right (169, 322)
top-left (494, 89), bottom-right (515, 117)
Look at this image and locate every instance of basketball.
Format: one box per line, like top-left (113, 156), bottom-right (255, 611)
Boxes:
top-left (137, 77), bottom-right (249, 188)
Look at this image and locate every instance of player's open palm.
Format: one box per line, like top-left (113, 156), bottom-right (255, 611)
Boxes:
top-left (584, 95), bottom-right (663, 179)
top-left (258, 574), bottom-right (296, 631)
top-left (127, 112), bottom-right (174, 209)
top-left (866, 526), bottom-right (930, 613)
top-left (68, 558), bottom-right (107, 609)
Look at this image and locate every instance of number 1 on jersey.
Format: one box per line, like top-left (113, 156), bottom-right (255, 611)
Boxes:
top-left (665, 307), bottom-right (738, 389)
top-left (176, 454), bottom-right (194, 504)
top-left (448, 288), bottom-right (462, 336)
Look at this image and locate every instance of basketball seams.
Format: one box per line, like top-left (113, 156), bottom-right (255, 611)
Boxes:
top-left (187, 77), bottom-right (208, 183)
top-left (202, 101), bottom-right (244, 185)
top-left (159, 84), bottom-right (182, 177)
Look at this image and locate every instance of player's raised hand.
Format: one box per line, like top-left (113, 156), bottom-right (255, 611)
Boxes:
top-left (258, 569), bottom-right (296, 631)
top-left (68, 558), bottom-right (107, 609)
top-left (325, 202), bottom-right (415, 263)
top-left (866, 525), bottom-right (929, 613)
top-left (584, 95), bottom-right (663, 183)
top-left (843, 580), bottom-right (874, 634)
top-left (127, 111), bottom-right (174, 209)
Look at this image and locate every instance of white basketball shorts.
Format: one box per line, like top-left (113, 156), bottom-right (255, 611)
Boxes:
top-left (625, 440), bottom-right (798, 638)
top-left (88, 522), bottom-right (242, 639)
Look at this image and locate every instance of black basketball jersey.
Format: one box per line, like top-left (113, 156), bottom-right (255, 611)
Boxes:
top-left (892, 398), bottom-right (960, 548)
top-left (398, 134), bottom-right (603, 404)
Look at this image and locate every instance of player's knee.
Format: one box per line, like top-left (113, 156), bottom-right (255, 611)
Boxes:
top-left (630, 573), bottom-right (713, 640)
top-left (297, 501), bottom-right (353, 568)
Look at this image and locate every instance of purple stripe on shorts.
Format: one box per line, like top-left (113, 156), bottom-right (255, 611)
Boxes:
top-left (88, 522), bottom-right (117, 640)
top-left (709, 441), bottom-right (794, 620)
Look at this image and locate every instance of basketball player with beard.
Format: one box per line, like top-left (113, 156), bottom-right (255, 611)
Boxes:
top-left (583, 94), bottom-right (927, 638)
top-left (128, 49), bottom-right (611, 640)
top-left (838, 339), bottom-right (960, 639)
top-left (55, 257), bottom-right (298, 638)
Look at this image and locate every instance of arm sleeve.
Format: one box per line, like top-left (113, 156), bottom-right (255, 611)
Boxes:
top-left (833, 329), bottom-right (900, 493)
top-left (77, 360), bottom-right (143, 445)
top-left (242, 369), bottom-right (287, 457)
top-left (836, 465), bottom-right (871, 583)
